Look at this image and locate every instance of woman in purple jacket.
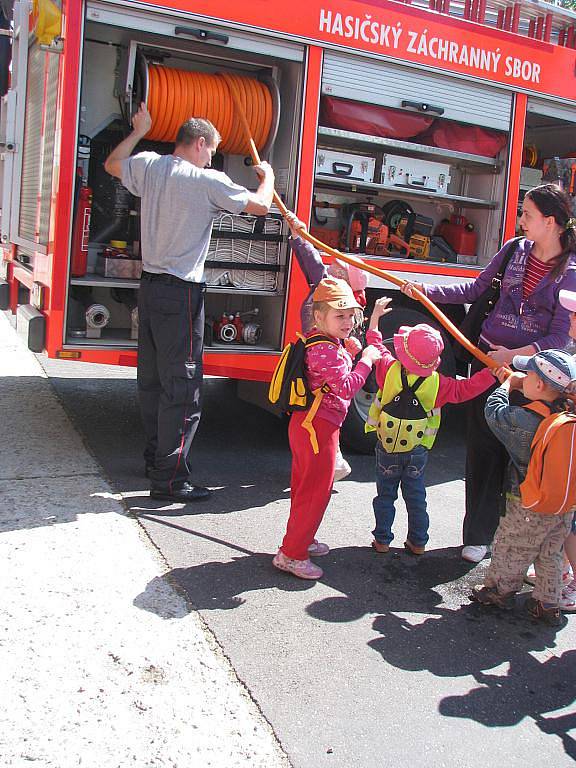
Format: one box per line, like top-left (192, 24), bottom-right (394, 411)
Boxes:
top-left (403, 184), bottom-right (576, 563)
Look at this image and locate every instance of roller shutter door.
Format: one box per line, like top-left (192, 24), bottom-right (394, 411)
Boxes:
top-left (18, 45), bottom-right (59, 245)
top-left (322, 51), bottom-right (512, 131)
top-left (527, 96), bottom-right (576, 123)
top-left (18, 45), bottom-right (43, 242)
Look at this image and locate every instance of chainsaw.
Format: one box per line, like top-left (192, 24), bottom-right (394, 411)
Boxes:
top-left (342, 203), bottom-right (410, 256)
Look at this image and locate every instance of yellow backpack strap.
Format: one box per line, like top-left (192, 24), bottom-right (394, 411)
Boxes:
top-left (301, 388), bottom-right (328, 454)
top-left (299, 334), bottom-right (337, 453)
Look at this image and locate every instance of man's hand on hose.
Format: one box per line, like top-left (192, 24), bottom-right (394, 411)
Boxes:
top-left (253, 160), bottom-right (274, 182)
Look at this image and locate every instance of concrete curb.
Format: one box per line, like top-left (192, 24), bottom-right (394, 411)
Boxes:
top-left (0, 312), bottom-right (290, 768)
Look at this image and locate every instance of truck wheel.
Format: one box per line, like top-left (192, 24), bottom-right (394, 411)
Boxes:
top-left (340, 306), bottom-right (456, 454)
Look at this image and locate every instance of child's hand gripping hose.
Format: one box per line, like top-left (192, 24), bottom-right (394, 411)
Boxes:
top-left (222, 75), bottom-right (507, 373)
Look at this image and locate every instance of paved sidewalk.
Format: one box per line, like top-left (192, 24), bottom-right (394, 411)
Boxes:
top-left (0, 312), bottom-right (289, 768)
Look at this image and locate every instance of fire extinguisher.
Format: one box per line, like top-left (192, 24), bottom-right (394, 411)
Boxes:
top-left (71, 186), bottom-right (92, 277)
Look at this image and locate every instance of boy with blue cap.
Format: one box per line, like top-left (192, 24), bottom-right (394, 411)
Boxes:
top-left (472, 349), bottom-right (576, 625)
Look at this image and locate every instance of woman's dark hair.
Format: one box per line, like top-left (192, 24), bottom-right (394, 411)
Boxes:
top-left (525, 183), bottom-right (576, 277)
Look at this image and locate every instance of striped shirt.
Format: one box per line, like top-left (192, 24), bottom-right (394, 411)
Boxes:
top-left (522, 252), bottom-right (556, 299)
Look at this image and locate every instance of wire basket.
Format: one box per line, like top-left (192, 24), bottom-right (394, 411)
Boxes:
top-left (205, 211), bottom-right (284, 292)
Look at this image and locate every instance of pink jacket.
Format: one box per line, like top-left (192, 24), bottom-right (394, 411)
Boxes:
top-left (366, 329), bottom-right (495, 406)
top-left (305, 331), bottom-right (372, 427)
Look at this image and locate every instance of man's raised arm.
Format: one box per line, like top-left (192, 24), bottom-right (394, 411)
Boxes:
top-left (104, 102), bottom-right (152, 179)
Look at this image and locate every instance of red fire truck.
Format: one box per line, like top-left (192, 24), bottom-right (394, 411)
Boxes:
top-left (0, 0), bottom-right (575, 448)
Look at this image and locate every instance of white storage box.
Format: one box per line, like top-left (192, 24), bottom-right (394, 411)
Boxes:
top-left (381, 154), bottom-right (451, 193)
top-left (316, 149), bottom-right (376, 183)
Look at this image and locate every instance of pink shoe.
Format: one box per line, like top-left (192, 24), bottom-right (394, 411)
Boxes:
top-left (308, 540), bottom-right (330, 556)
top-left (272, 550), bottom-right (323, 580)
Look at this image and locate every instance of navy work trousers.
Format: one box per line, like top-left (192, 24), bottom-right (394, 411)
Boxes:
top-left (137, 272), bottom-right (205, 491)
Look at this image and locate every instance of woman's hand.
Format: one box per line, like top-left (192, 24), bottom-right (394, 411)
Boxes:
top-left (285, 211), bottom-right (307, 239)
top-left (487, 344), bottom-right (514, 365)
top-left (401, 282), bottom-right (425, 299)
top-left (369, 297), bottom-right (393, 330)
top-left (344, 337), bottom-right (362, 357)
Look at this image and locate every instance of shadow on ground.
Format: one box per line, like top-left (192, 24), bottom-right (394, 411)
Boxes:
top-left (134, 542), bottom-right (575, 760)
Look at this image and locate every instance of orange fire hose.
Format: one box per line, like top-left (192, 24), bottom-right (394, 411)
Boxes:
top-left (222, 77), bottom-right (502, 371)
top-left (145, 66), bottom-right (273, 154)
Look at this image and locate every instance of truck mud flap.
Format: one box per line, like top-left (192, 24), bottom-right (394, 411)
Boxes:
top-left (0, 279), bottom-right (9, 311)
top-left (16, 304), bottom-right (45, 353)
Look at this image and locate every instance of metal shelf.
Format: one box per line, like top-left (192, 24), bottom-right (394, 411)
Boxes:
top-left (317, 127), bottom-right (502, 171)
top-left (71, 275), bottom-right (140, 289)
top-left (65, 330), bottom-right (138, 348)
top-left (71, 275), bottom-right (283, 296)
top-left (206, 286), bottom-right (282, 297)
top-left (314, 175), bottom-right (498, 209)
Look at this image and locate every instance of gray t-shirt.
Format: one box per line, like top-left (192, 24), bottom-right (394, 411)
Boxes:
top-left (121, 152), bottom-right (250, 282)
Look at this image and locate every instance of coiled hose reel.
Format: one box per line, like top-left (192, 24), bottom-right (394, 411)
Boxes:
top-left (134, 57), bottom-right (280, 155)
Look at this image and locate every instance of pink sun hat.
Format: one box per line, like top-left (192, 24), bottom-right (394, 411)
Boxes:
top-left (559, 289), bottom-right (576, 313)
top-left (394, 323), bottom-right (444, 377)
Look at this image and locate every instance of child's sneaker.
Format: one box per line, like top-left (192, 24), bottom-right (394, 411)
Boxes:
top-left (333, 450), bottom-right (351, 482)
top-left (525, 563), bottom-right (572, 587)
top-left (308, 540), bottom-right (330, 556)
top-left (524, 597), bottom-right (562, 626)
top-left (272, 550), bottom-right (323, 580)
top-left (560, 579), bottom-right (576, 612)
top-left (471, 585), bottom-right (515, 610)
top-left (524, 563), bottom-right (536, 585)
top-left (371, 539), bottom-right (390, 554)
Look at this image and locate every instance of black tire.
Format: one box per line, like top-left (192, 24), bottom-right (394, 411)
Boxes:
top-left (341, 306), bottom-right (456, 454)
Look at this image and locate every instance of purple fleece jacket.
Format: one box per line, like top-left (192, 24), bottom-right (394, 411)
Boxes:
top-left (425, 238), bottom-right (576, 351)
top-left (289, 236), bottom-right (327, 333)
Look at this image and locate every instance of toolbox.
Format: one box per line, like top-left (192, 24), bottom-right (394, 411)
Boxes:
top-left (381, 154), bottom-right (451, 194)
top-left (316, 149), bottom-right (376, 183)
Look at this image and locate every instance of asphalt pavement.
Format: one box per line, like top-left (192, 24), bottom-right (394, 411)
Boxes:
top-left (36, 337), bottom-right (576, 768)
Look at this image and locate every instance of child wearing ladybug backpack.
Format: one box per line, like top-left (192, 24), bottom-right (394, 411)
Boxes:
top-left (365, 299), bottom-right (496, 555)
top-left (473, 349), bottom-right (576, 625)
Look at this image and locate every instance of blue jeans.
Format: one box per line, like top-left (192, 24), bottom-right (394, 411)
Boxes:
top-left (372, 443), bottom-right (429, 547)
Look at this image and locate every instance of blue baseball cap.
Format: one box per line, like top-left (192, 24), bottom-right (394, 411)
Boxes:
top-left (512, 349), bottom-right (576, 392)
